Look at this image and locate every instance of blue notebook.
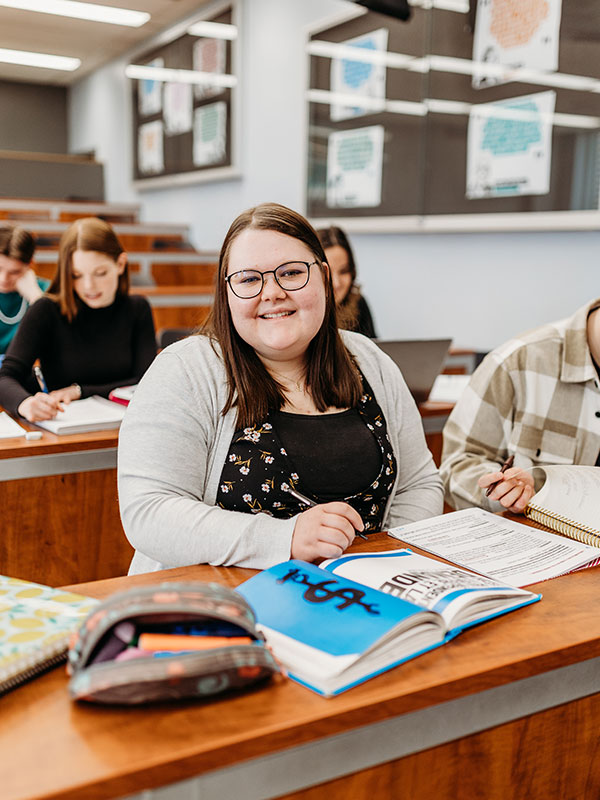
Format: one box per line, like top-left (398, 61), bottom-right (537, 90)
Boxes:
top-left (237, 550), bottom-right (540, 697)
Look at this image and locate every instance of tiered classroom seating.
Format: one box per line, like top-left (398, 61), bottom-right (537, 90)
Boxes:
top-left (0, 198), bottom-right (217, 334)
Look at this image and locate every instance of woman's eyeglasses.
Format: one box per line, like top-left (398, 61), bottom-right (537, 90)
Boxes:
top-left (225, 261), bottom-right (315, 299)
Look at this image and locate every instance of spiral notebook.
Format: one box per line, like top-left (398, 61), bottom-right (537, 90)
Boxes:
top-left (0, 575), bottom-right (97, 696)
top-left (524, 465), bottom-right (600, 546)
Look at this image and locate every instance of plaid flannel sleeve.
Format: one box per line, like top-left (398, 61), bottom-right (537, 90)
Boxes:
top-left (440, 353), bottom-right (517, 511)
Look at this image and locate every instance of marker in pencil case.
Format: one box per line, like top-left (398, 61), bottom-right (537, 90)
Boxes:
top-left (138, 633), bottom-right (254, 652)
top-left (283, 484), bottom-right (368, 540)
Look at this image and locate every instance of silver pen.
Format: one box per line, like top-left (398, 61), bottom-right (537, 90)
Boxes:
top-left (283, 484), bottom-right (368, 540)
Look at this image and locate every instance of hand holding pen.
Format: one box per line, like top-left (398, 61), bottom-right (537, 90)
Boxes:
top-left (284, 484), bottom-right (367, 562)
top-left (17, 365), bottom-right (62, 422)
top-left (478, 454), bottom-right (535, 514)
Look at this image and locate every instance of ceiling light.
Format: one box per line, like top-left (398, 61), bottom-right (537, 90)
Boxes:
top-left (0, 0), bottom-right (149, 27)
top-left (187, 21), bottom-right (237, 40)
top-left (0, 46), bottom-right (80, 70)
top-left (126, 64), bottom-right (237, 88)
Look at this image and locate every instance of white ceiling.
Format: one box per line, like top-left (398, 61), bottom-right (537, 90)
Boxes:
top-left (0, 0), bottom-right (214, 86)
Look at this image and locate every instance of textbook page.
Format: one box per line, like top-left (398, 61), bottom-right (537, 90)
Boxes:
top-left (529, 466), bottom-right (600, 533)
top-left (389, 508), bottom-right (600, 587)
top-left (321, 550), bottom-right (537, 632)
top-left (0, 412), bottom-right (26, 439)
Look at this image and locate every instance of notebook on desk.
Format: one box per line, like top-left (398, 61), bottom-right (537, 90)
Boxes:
top-left (374, 339), bottom-right (452, 403)
top-left (34, 396), bottom-right (126, 435)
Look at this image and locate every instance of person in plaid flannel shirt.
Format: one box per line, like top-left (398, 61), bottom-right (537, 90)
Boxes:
top-left (440, 298), bottom-right (600, 514)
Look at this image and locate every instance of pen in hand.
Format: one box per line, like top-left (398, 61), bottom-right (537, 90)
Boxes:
top-left (283, 484), bottom-right (368, 540)
top-left (33, 365), bottom-right (48, 394)
top-left (485, 454), bottom-right (515, 497)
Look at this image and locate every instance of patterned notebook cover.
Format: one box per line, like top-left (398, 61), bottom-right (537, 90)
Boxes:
top-left (0, 575), bottom-right (97, 696)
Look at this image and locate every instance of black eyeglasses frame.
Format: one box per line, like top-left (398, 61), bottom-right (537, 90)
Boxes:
top-left (225, 260), bottom-right (316, 299)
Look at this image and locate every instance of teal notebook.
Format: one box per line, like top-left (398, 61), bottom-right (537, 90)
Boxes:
top-left (0, 575), bottom-right (98, 696)
top-left (237, 550), bottom-right (540, 697)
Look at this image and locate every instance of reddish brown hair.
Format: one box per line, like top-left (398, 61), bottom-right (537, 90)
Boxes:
top-left (48, 217), bottom-right (129, 321)
top-left (204, 203), bottom-right (362, 427)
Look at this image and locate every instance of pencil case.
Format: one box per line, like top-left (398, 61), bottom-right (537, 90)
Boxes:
top-left (67, 581), bottom-right (278, 704)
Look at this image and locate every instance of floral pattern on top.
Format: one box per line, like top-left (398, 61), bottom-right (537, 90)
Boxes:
top-left (216, 376), bottom-right (397, 533)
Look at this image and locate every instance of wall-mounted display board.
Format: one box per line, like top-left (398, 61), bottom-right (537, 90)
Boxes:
top-left (306, 1), bottom-right (600, 231)
top-left (129, 1), bottom-right (239, 190)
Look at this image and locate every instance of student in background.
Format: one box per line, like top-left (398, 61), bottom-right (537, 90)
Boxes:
top-left (316, 225), bottom-right (377, 338)
top-left (440, 298), bottom-right (600, 513)
top-left (0, 217), bottom-right (157, 422)
top-left (119, 203), bottom-right (442, 573)
top-left (0, 225), bottom-right (49, 358)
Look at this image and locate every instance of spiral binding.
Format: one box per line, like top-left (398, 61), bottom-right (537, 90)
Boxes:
top-left (525, 504), bottom-right (600, 548)
top-left (0, 650), bottom-right (67, 697)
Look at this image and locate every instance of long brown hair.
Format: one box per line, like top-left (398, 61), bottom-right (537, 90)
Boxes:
top-left (0, 225), bottom-right (35, 264)
top-left (316, 225), bottom-right (362, 332)
top-left (48, 217), bottom-right (129, 321)
top-left (205, 203), bottom-right (362, 428)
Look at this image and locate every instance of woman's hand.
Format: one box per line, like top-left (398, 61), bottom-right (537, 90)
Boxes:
top-left (291, 501), bottom-right (364, 562)
top-left (15, 269), bottom-right (43, 304)
top-left (17, 392), bottom-right (63, 422)
top-left (48, 385), bottom-right (80, 405)
top-left (478, 466), bottom-right (535, 513)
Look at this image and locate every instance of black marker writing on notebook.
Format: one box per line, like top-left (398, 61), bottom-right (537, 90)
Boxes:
top-left (485, 454), bottom-right (515, 497)
top-left (283, 484), bottom-right (368, 540)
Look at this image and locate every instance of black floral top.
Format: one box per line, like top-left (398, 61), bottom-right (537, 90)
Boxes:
top-left (216, 377), bottom-right (397, 532)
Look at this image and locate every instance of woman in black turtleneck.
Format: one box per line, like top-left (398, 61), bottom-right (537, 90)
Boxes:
top-left (0, 216), bottom-right (157, 423)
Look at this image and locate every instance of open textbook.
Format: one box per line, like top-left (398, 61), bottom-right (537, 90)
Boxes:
top-left (525, 465), bottom-right (600, 546)
top-left (35, 396), bottom-right (126, 435)
top-left (237, 552), bottom-right (539, 696)
top-left (389, 508), bottom-right (600, 588)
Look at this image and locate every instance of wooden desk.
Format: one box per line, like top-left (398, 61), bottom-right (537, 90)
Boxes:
top-left (0, 423), bottom-right (131, 586)
top-left (2, 533), bottom-right (600, 800)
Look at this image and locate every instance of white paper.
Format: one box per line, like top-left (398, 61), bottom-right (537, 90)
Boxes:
top-left (530, 465), bottom-right (600, 533)
top-left (330, 28), bottom-right (388, 122)
top-left (193, 101), bottom-right (227, 166)
top-left (138, 120), bottom-right (164, 174)
top-left (326, 125), bottom-right (384, 208)
top-left (0, 411), bottom-right (26, 439)
top-left (193, 37), bottom-right (226, 101)
top-left (466, 90), bottom-right (555, 199)
top-left (138, 57), bottom-right (164, 116)
top-left (35, 396), bottom-right (126, 435)
top-left (389, 508), bottom-right (600, 587)
top-left (163, 81), bottom-right (193, 136)
top-left (428, 374), bottom-right (471, 403)
top-left (472, 0), bottom-right (563, 89)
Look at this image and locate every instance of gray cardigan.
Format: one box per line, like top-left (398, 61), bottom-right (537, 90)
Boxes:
top-left (118, 331), bottom-right (443, 573)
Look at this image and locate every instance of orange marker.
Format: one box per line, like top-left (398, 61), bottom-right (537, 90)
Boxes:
top-left (138, 633), bottom-right (253, 652)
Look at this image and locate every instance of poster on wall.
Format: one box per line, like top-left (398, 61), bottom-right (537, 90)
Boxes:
top-left (138, 120), bottom-right (164, 174)
top-left (472, 0), bottom-right (563, 89)
top-left (193, 37), bottom-right (227, 100)
top-left (193, 101), bottom-right (227, 166)
top-left (163, 81), bottom-right (193, 135)
top-left (138, 57), bottom-right (164, 116)
top-left (326, 125), bottom-right (384, 208)
top-left (330, 28), bottom-right (388, 122)
top-left (466, 90), bottom-right (556, 199)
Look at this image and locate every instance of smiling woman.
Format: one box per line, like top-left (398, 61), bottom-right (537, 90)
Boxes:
top-left (0, 217), bottom-right (157, 423)
top-left (118, 202), bottom-right (443, 574)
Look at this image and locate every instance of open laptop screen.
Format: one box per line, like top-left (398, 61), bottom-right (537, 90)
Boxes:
top-left (374, 339), bottom-right (452, 404)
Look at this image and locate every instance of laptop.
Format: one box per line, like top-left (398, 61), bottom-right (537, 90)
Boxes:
top-left (374, 338), bottom-right (453, 404)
